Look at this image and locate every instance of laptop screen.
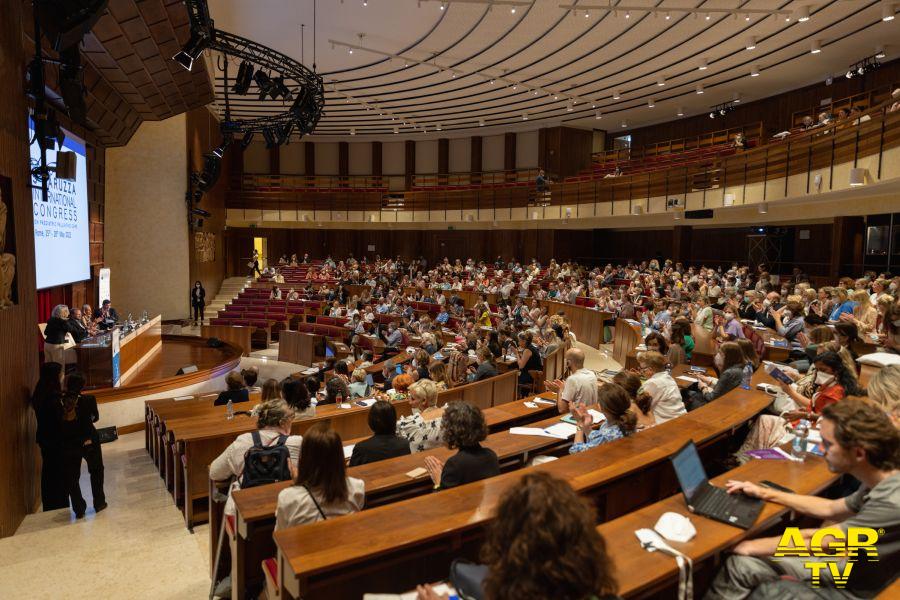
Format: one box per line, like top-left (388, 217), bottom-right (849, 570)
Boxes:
top-left (325, 345), bottom-right (335, 358)
top-left (671, 441), bottom-right (708, 501)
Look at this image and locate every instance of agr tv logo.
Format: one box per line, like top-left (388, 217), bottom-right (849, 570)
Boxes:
top-left (773, 526), bottom-right (881, 587)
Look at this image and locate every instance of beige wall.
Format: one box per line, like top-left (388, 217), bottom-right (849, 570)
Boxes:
top-left (106, 115), bottom-right (190, 320)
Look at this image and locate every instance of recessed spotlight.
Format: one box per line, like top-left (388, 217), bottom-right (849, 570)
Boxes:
top-left (698, 58), bottom-right (708, 70)
top-left (393, 127), bottom-right (399, 134)
top-left (677, 106), bottom-right (684, 116)
top-left (489, 79), bottom-right (495, 85)
top-left (705, 13), bottom-right (711, 20)
top-left (884, 2), bottom-right (895, 21)
top-left (875, 46), bottom-right (886, 59)
top-left (348, 48), bottom-right (353, 54)
top-left (512, 84), bottom-right (517, 90)
top-left (657, 77), bottom-right (666, 87)
top-left (510, 7), bottom-right (515, 14)
top-left (553, 94), bottom-right (558, 100)
top-left (696, 84), bottom-right (704, 94)
top-left (522, 113), bottom-right (528, 120)
top-left (750, 65), bottom-right (760, 77)
top-left (648, 98), bottom-right (655, 108)
top-left (811, 40), bottom-right (821, 54)
top-left (612, 89), bottom-right (620, 99)
top-left (745, 13), bottom-right (751, 21)
top-left (478, 118), bottom-right (484, 126)
top-left (797, 5), bottom-right (810, 21)
top-left (566, 102), bottom-right (573, 112)
top-left (440, 2), bottom-right (445, 10)
top-left (585, 11), bottom-right (589, 18)
top-left (746, 36), bottom-right (757, 50)
top-left (435, 123), bottom-right (442, 131)
top-left (620, 120), bottom-right (628, 128)
top-left (595, 110), bottom-right (602, 119)
top-left (665, 12), bottom-right (670, 20)
top-left (732, 92), bottom-right (742, 103)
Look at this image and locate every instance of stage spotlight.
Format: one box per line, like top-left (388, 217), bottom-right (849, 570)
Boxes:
top-left (173, 29), bottom-right (208, 71)
top-left (253, 70), bottom-right (275, 100)
top-left (262, 128), bottom-right (277, 149)
top-left (276, 123), bottom-right (294, 145)
top-left (197, 154), bottom-right (221, 191)
top-left (709, 112), bottom-right (715, 119)
top-left (232, 61), bottom-right (254, 94)
top-left (271, 76), bottom-right (293, 101)
top-left (211, 135), bottom-right (232, 158)
top-left (192, 190), bottom-right (203, 204)
top-left (240, 131), bottom-right (255, 149)
top-left (191, 207), bottom-right (212, 218)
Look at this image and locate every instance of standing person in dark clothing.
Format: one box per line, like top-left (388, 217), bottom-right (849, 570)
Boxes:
top-left (30, 362), bottom-right (67, 511)
top-left (190, 280), bottom-right (206, 325)
top-left (60, 372), bottom-right (106, 516)
top-left (44, 304), bottom-right (75, 366)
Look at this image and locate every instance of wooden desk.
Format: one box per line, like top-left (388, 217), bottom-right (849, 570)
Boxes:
top-left (76, 315), bottom-right (162, 388)
top-left (599, 457), bottom-right (837, 598)
top-left (613, 318), bottom-right (643, 368)
top-left (201, 324), bottom-right (253, 357)
top-left (539, 299), bottom-right (611, 348)
top-left (273, 375), bottom-right (773, 598)
top-left (277, 331), bottom-right (322, 366)
top-left (437, 369), bottom-right (518, 409)
top-left (742, 322), bottom-right (791, 363)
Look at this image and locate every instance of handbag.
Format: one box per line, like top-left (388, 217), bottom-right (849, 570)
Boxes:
top-left (448, 559), bottom-right (489, 600)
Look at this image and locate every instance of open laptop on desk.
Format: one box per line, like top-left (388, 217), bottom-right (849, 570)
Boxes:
top-left (670, 440), bottom-right (763, 529)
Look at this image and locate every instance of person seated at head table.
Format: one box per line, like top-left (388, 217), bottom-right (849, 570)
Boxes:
top-left (93, 300), bottom-right (119, 330)
top-left (634, 350), bottom-right (686, 425)
top-left (67, 307), bottom-right (90, 343)
top-left (706, 400), bottom-right (900, 600)
top-left (214, 371), bottom-right (250, 406)
top-left (397, 378), bottom-right (443, 453)
top-left (209, 399), bottom-right (301, 517)
top-left (569, 383), bottom-right (638, 454)
top-left (423, 401), bottom-right (499, 490)
top-left (275, 423), bottom-right (364, 530)
top-left (349, 400), bottom-right (412, 467)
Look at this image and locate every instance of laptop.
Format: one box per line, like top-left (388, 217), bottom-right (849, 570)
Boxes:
top-left (669, 440), bottom-right (763, 529)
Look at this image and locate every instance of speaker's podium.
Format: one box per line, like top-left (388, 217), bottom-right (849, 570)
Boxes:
top-left (75, 315), bottom-right (163, 388)
top-left (278, 331), bottom-right (350, 367)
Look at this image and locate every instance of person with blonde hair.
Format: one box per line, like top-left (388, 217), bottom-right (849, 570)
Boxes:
top-left (209, 399), bottom-right (301, 516)
top-left (447, 350), bottom-right (469, 388)
top-left (863, 364), bottom-right (900, 426)
top-left (636, 350), bottom-right (685, 423)
top-left (427, 361), bottom-right (450, 391)
top-left (347, 367), bottom-right (370, 399)
top-left (841, 289), bottom-right (877, 333)
top-left (397, 378), bottom-right (444, 452)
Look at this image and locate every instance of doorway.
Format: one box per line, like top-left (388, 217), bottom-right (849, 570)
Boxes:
top-left (253, 237), bottom-right (267, 270)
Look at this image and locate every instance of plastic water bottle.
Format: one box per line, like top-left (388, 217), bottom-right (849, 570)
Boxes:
top-left (226, 399), bottom-right (234, 420)
top-left (741, 363), bottom-right (753, 390)
top-left (791, 419), bottom-right (809, 461)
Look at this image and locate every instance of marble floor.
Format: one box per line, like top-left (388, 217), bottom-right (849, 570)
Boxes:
top-left (0, 341), bottom-right (619, 599)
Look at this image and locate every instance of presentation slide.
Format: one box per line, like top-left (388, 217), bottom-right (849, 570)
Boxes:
top-left (29, 120), bottom-right (90, 290)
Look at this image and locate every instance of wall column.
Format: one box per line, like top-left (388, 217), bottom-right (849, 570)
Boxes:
top-left (338, 141), bottom-right (349, 183)
top-left (404, 140), bottom-right (415, 189)
top-left (504, 132), bottom-right (516, 181)
top-left (372, 141), bottom-right (382, 185)
top-left (672, 226), bottom-right (693, 265)
top-left (471, 136), bottom-right (482, 184)
top-left (438, 138), bottom-right (449, 184)
top-left (304, 141), bottom-right (315, 176)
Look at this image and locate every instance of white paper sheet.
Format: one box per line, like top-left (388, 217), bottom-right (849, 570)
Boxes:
top-left (343, 444), bottom-right (355, 460)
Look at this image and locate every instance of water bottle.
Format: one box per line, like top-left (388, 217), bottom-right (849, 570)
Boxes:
top-left (226, 399), bottom-right (234, 420)
top-left (741, 362), bottom-right (753, 390)
top-left (791, 419), bottom-right (809, 461)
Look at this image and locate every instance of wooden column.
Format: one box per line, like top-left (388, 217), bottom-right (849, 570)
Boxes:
top-left (404, 140), bottom-right (415, 190)
top-left (268, 144), bottom-right (280, 174)
top-left (338, 141), bottom-right (349, 183)
top-left (471, 136), bottom-right (483, 184)
top-left (372, 141), bottom-right (382, 186)
top-left (830, 216), bottom-right (865, 278)
top-left (438, 138), bottom-right (449, 184)
top-left (304, 141), bottom-right (315, 177)
top-left (504, 132), bottom-right (516, 181)
top-left (672, 226), bottom-right (693, 265)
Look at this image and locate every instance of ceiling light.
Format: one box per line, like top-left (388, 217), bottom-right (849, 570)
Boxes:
top-left (521, 113), bottom-right (529, 121)
top-left (884, 2), bottom-right (895, 21)
top-left (612, 89), bottom-right (620, 99)
top-left (624, 11), bottom-right (630, 19)
top-left (732, 92), bottom-right (742, 103)
top-left (553, 94), bottom-right (559, 100)
top-left (677, 106), bottom-right (684, 116)
top-left (698, 58), bottom-right (708, 70)
top-left (797, 5), bottom-right (810, 21)
top-left (478, 118), bottom-right (484, 126)
top-left (648, 99), bottom-right (655, 108)
top-left (348, 48), bottom-right (353, 54)
top-left (393, 127), bottom-right (399, 134)
top-left (709, 111), bottom-right (715, 119)
top-left (674, 211), bottom-right (681, 220)
top-left (240, 131), bottom-right (254, 149)
top-left (512, 84), bottom-right (517, 90)
top-left (585, 11), bottom-right (589, 18)
top-left (758, 202), bottom-right (768, 214)
top-left (511, 7), bottom-right (516, 13)
top-left (811, 40), bottom-right (822, 54)
top-left (363, 0), bottom-right (367, 5)
top-left (489, 79), bottom-right (495, 85)
top-left (172, 29), bottom-right (208, 71)
top-left (566, 102), bottom-right (573, 112)
top-left (745, 14), bottom-right (751, 21)
top-left (657, 77), bottom-right (665, 87)
top-left (746, 36), bottom-right (757, 50)
top-left (850, 167), bottom-right (869, 186)
top-left (595, 110), bottom-right (602, 119)
top-left (533, 90), bottom-right (538, 95)
top-left (262, 128), bottom-right (276, 148)
top-left (440, 2), bottom-right (445, 10)
top-left (232, 61), bottom-right (254, 94)
top-left (875, 46), bottom-right (886, 59)
top-left (665, 12), bottom-right (670, 20)
top-left (350, 128), bottom-right (356, 135)
top-left (705, 13), bottom-right (711, 20)
top-left (696, 84), bottom-right (704, 94)
top-left (750, 66), bottom-right (760, 77)
top-left (253, 70), bottom-right (275, 101)
top-left (785, 14), bottom-right (791, 22)
top-left (621, 120), bottom-right (627, 128)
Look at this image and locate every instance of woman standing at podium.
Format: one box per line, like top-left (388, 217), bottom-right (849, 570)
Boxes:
top-left (190, 281), bottom-right (205, 326)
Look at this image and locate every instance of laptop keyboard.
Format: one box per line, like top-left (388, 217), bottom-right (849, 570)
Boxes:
top-left (697, 486), bottom-right (737, 516)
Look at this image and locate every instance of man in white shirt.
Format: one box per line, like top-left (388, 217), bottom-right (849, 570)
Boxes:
top-left (637, 351), bottom-right (685, 423)
top-left (546, 348), bottom-right (598, 414)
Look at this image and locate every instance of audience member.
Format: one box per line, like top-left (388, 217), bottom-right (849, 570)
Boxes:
top-left (569, 383), bottom-right (637, 454)
top-left (688, 342), bottom-right (747, 410)
top-left (397, 378), bottom-right (444, 452)
top-left (214, 371), bottom-right (250, 406)
top-left (283, 378), bottom-right (314, 417)
top-left (347, 367), bottom-right (370, 399)
top-left (548, 348), bottom-right (597, 414)
top-left (424, 402), bottom-right (500, 490)
top-left (323, 376), bottom-right (350, 405)
top-left (349, 401), bottom-right (412, 466)
top-left (635, 351), bottom-right (686, 424)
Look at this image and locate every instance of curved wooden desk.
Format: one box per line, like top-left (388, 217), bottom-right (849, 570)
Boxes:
top-left (272, 372), bottom-right (773, 599)
top-left (538, 299), bottom-right (612, 348)
top-left (90, 335), bottom-right (243, 404)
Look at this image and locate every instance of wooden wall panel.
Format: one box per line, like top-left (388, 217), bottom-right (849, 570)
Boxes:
top-left (0, 0), bottom-right (40, 537)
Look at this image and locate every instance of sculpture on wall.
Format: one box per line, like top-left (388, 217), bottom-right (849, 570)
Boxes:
top-left (194, 231), bottom-right (215, 263)
top-left (0, 190), bottom-right (17, 309)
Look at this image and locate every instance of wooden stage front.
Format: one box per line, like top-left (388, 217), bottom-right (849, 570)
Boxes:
top-left (90, 335), bottom-right (243, 404)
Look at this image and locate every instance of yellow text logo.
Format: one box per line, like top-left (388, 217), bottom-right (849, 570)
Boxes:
top-left (773, 527), bottom-right (881, 587)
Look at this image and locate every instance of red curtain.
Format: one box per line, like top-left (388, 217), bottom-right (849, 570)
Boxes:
top-left (37, 289), bottom-right (54, 323)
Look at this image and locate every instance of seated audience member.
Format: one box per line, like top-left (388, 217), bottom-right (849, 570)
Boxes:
top-left (614, 370), bottom-right (656, 430)
top-left (391, 373), bottom-right (414, 395)
top-left (774, 351), bottom-right (862, 414)
top-left (716, 306), bottom-right (745, 341)
top-left (643, 332), bottom-right (669, 357)
top-left (471, 346), bottom-right (499, 382)
top-left (771, 301), bottom-right (805, 346)
top-left (269, 285), bottom-right (282, 300)
top-left (636, 351), bottom-right (686, 424)
top-left (828, 287), bottom-right (856, 322)
top-left (862, 364), bottom-right (899, 426)
top-left (514, 331), bottom-right (543, 387)
top-left (446, 351), bottom-right (470, 388)
top-left (382, 322), bottom-right (403, 348)
top-left (569, 383), bottom-right (637, 454)
top-left (261, 378), bottom-right (281, 402)
top-left (547, 348), bottom-right (598, 414)
top-left (275, 423), bottom-right (364, 530)
top-left (59, 371), bottom-right (106, 517)
top-left (283, 378), bottom-right (314, 418)
top-left (427, 361), bottom-right (450, 391)
top-left (424, 401), bottom-right (500, 490)
top-left (210, 399), bottom-right (301, 516)
top-left (322, 376), bottom-right (350, 405)
top-left (672, 317), bottom-right (695, 361)
top-left (842, 289), bottom-right (877, 334)
top-left (397, 378), bottom-right (444, 452)
top-left (214, 371), bottom-right (250, 406)
top-left (706, 400), bottom-right (899, 600)
top-left (688, 342), bottom-right (747, 410)
top-left (349, 401), bottom-right (412, 466)
top-left (693, 295), bottom-right (715, 331)
top-left (241, 366), bottom-right (260, 392)
top-left (410, 349), bottom-right (431, 381)
top-left (834, 321), bottom-right (861, 362)
top-left (417, 472), bottom-right (619, 600)
top-left (347, 367), bottom-right (370, 399)
top-left (333, 359), bottom-right (351, 382)
top-left (735, 338), bottom-right (761, 372)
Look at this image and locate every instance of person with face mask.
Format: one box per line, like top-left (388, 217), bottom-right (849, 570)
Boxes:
top-left (771, 301), bottom-right (805, 347)
top-left (634, 351), bottom-right (685, 424)
top-left (687, 342), bottom-right (747, 411)
top-left (773, 352), bottom-right (863, 416)
top-left (190, 281), bottom-right (205, 325)
top-left (716, 308), bottom-right (745, 342)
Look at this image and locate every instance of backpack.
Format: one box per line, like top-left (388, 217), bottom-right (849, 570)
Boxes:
top-left (239, 431), bottom-right (292, 489)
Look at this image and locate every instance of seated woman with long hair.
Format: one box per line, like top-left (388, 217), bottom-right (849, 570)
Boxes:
top-left (569, 383), bottom-right (637, 454)
top-left (275, 423), bottom-right (364, 530)
top-left (416, 472), bottom-right (619, 600)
